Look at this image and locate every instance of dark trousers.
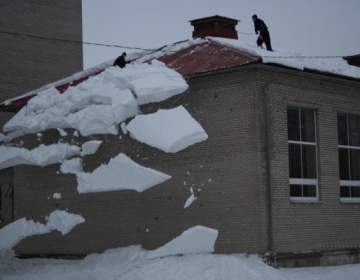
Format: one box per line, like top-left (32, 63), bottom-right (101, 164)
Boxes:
top-left (262, 30), bottom-right (273, 51)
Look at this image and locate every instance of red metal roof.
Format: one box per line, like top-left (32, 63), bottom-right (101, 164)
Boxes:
top-left (0, 39), bottom-right (260, 112)
top-left (158, 40), bottom-right (260, 76)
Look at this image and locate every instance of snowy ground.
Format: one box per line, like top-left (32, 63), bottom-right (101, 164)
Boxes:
top-left (1, 246), bottom-right (360, 280)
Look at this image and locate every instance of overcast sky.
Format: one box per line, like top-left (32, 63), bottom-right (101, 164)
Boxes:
top-left (82, 0), bottom-right (360, 69)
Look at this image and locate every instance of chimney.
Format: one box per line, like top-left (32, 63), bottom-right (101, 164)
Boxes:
top-left (343, 54), bottom-right (360, 68)
top-left (189, 15), bottom-right (239, 40)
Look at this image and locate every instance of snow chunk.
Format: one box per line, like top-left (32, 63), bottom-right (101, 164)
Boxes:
top-left (46, 210), bottom-right (85, 235)
top-left (53, 193), bottom-right (62, 199)
top-left (2, 106), bottom-right (26, 133)
top-left (0, 218), bottom-right (50, 251)
top-left (81, 140), bottom-right (102, 156)
top-left (2, 63), bottom-right (188, 140)
top-left (147, 225), bottom-right (218, 259)
top-left (109, 63), bottom-right (188, 105)
top-left (0, 210), bottom-right (84, 252)
top-left (0, 143), bottom-right (80, 170)
top-left (60, 158), bottom-right (83, 174)
top-left (127, 105), bottom-right (208, 153)
top-left (76, 153), bottom-right (171, 193)
top-left (120, 122), bottom-right (127, 134)
top-left (184, 194), bottom-right (197, 209)
top-left (57, 128), bottom-right (68, 136)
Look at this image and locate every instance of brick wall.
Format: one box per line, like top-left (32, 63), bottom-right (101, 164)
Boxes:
top-left (0, 0), bottom-right (83, 129)
top-left (9, 65), bottom-right (360, 257)
top-left (12, 69), bottom-right (269, 255)
top-left (0, 168), bottom-right (14, 226)
top-left (264, 69), bottom-right (360, 253)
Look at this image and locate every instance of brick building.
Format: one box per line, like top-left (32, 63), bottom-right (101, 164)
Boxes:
top-left (0, 1), bottom-right (82, 230)
top-left (1, 15), bottom-right (360, 267)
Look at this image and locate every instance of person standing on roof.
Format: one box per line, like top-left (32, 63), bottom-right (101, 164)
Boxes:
top-left (113, 52), bottom-right (129, 68)
top-left (252, 14), bottom-right (273, 51)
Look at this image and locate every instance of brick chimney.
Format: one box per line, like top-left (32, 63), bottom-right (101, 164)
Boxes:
top-left (189, 15), bottom-right (239, 40)
top-left (343, 54), bottom-right (360, 68)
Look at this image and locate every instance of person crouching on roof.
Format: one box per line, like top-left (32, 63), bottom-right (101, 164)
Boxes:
top-left (113, 52), bottom-right (130, 68)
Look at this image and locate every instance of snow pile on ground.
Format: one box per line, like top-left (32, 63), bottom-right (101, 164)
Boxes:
top-left (147, 225), bottom-right (218, 259)
top-left (0, 210), bottom-right (84, 252)
top-left (127, 105), bottom-right (208, 153)
top-left (76, 153), bottom-right (171, 193)
top-left (1, 245), bottom-right (360, 280)
top-left (0, 143), bottom-right (80, 170)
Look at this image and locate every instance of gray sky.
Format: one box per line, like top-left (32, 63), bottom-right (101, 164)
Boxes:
top-left (82, 0), bottom-right (360, 69)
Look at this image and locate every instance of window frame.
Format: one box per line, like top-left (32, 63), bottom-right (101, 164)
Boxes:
top-left (338, 113), bottom-right (360, 203)
top-left (288, 106), bottom-right (319, 202)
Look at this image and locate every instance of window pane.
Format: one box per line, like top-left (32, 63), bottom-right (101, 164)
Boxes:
top-left (339, 148), bottom-right (350, 180)
top-left (351, 187), bottom-right (360, 198)
top-left (349, 115), bottom-right (360, 147)
top-left (290, 184), bottom-right (302, 197)
top-left (288, 107), bottom-right (300, 141)
top-left (337, 114), bottom-right (348, 145)
top-left (302, 144), bottom-right (317, 179)
top-left (301, 109), bottom-right (315, 142)
top-left (289, 143), bottom-right (301, 178)
top-left (303, 185), bottom-right (317, 197)
top-left (350, 149), bottom-right (360, 180)
top-left (340, 186), bottom-right (350, 197)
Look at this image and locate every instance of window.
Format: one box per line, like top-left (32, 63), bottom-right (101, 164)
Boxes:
top-left (338, 113), bottom-right (360, 202)
top-left (287, 107), bottom-right (318, 201)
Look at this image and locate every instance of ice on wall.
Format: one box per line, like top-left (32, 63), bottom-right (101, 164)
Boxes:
top-left (0, 218), bottom-right (49, 251)
top-left (45, 210), bottom-right (85, 235)
top-left (126, 105), bottom-right (208, 153)
top-left (81, 140), bottom-right (103, 156)
top-left (53, 193), bottom-right (62, 199)
top-left (147, 225), bottom-right (218, 259)
top-left (0, 210), bottom-right (84, 252)
top-left (0, 143), bottom-right (81, 171)
top-left (76, 153), bottom-right (171, 193)
top-left (60, 158), bottom-right (83, 174)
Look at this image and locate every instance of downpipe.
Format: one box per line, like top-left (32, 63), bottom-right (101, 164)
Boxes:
top-left (263, 69), bottom-right (278, 267)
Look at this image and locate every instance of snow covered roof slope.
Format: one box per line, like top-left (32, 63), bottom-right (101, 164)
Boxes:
top-left (1, 36), bottom-right (359, 111)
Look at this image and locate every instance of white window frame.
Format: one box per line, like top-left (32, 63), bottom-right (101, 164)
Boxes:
top-left (288, 108), bottom-right (319, 202)
top-left (338, 125), bottom-right (360, 203)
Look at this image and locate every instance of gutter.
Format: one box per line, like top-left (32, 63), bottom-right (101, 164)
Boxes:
top-left (263, 69), bottom-right (278, 265)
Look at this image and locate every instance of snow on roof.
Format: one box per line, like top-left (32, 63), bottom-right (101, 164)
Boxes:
top-left (210, 37), bottom-right (360, 79)
top-left (2, 36), bottom-right (358, 109)
top-left (138, 37), bottom-right (360, 79)
top-left (2, 51), bottom-right (147, 105)
top-left (2, 62), bottom-right (189, 140)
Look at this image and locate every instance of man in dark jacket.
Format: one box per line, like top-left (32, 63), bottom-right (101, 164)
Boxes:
top-left (252, 14), bottom-right (273, 51)
top-left (113, 52), bottom-right (129, 68)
